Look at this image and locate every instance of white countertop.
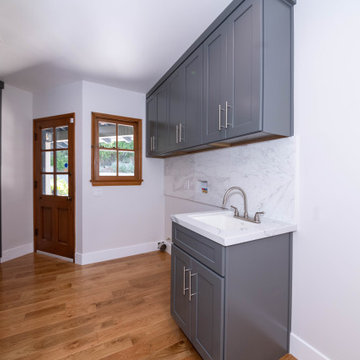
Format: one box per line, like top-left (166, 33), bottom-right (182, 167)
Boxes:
top-left (171, 210), bottom-right (297, 247)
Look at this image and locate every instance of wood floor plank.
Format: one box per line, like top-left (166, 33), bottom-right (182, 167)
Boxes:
top-left (0, 252), bottom-right (296, 360)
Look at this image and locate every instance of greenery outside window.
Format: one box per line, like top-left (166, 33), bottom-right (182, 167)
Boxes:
top-left (91, 112), bottom-right (143, 186)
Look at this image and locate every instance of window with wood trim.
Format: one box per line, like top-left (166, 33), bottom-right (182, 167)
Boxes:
top-left (91, 112), bottom-right (142, 186)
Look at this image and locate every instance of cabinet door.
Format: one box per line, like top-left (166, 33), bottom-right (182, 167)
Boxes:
top-left (225, 0), bottom-right (262, 139)
top-left (156, 83), bottom-right (169, 154)
top-left (180, 47), bottom-right (203, 149)
top-left (168, 68), bottom-right (185, 152)
top-left (146, 95), bottom-right (157, 156)
top-left (171, 245), bottom-right (192, 337)
top-left (191, 258), bottom-right (224, 360)
top-left (203, 23), bottom-right (227, 143)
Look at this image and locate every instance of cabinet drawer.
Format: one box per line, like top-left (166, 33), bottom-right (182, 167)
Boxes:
top-left (172, 223), bottom-right (225, 276)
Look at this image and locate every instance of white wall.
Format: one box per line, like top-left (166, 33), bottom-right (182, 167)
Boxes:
top-left (291, 1), bottom-right (360, 359)
top-left (164, 137), bottom-right (296, 238)
top-left (1, 84), bottom-right (33, 261)
top-left (33, 81), bottom-right (83, 253)
top-left (81, 81), bottom-right (164, 261)
top-left (33, 80), bottom-right (165, 263)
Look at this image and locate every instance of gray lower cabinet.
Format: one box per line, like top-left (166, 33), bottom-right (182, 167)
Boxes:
top-left (171, 222), bottom-right (292, 360)
top-left (171, 245), bottom-right (224, 360)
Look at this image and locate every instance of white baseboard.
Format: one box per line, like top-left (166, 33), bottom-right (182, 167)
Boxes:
top-left (0, 243), bottom-right (33, 263)
top-left (164, 239), bottom-right (172, 255)
top-left (36, 250), bottom-right (73, 263)
top-left (75, 241), bottom-right (162, 265)
top-left (290, 333), bottom-right (331, 360)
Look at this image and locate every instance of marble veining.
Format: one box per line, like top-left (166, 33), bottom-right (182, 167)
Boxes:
top-left (165, 137), bottom-right (296, 223)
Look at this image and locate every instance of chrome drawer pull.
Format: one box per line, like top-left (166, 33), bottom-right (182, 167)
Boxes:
top-left (183, 266), bottom-right (190, 295)
top-left (188, 270), bottom-right (197, 301)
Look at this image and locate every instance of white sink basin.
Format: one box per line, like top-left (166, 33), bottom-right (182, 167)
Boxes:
top-left (171, 210), bottom-right (296, 246)
top-left (190, 212), bottom-right (255, 232)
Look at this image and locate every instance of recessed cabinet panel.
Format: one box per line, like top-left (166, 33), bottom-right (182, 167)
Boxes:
top-left (191, 258), bottom-right (224, 360)
top-left (203, 24), bottom-right (227, 143)
top-left (146, 96), bottom-right (157, 156)
top-left (58, 208), bottom-right (69, 245)
top-left (182, 47), bottom-right (203, 149)
top-left (171, 245), bottom-right (192, 336)
top-left (168, 69), bottom-right (185, 151)
top-left (156, 85), bottom-right (169, 154)
top-left (41, 206), bottom-right (53, 242)
top-left (226, 0), bottom-right (262, 138)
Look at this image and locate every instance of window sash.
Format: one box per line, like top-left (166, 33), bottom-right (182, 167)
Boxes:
top-left (91, 113), bottom-right (142, 186)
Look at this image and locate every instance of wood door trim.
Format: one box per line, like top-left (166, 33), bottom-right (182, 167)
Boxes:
top-left (33, 113), bottom-right (76, 259)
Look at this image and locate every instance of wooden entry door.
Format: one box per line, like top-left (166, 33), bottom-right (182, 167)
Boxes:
top-left (33, 113), bottom-right (75, 259)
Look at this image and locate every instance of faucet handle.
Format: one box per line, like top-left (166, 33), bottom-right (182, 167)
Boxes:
top-left (254, 211), bottom-right (265, 223)
top-left (230, 205), bottom-right (240, 217)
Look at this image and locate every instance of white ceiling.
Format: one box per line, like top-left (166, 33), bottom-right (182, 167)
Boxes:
top-left (0, 0), bottom-right (233, 93)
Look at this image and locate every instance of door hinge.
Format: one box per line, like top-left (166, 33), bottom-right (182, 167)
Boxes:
top-left (34, 228), bottom-right (38, 236)
top-left (34, 180), bottom-right (37, 189)
top-left (34, 133), bottom-right (38, 141)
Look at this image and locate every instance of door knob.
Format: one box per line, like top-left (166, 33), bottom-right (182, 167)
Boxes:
top-left (67, 196), bottom-right (72, 201)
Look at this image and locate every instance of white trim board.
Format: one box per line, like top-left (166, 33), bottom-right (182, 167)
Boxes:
top-left (36, 250), bottom-right (73, 263)
top-left (290, 333), bottom-right (331, 360)
top-left (0, 243), bottom-right (33, 263)
top-left (164, 239), bottom-right (172, 255)
top-left (75, 241), bottom-right (164, 265)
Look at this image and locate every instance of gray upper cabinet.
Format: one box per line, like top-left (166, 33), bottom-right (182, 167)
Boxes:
top-left (155, 83), bottom-right (169, 155)
top-left (146, 0), bottom-right (294, 157)
top-left (181, 47), bottom-right (203, 149)
top-left (146, 95), bottom-right (157, 156)
top-left (168, 68), bottom-right (185, 152)
top-left (225, 0), bottom-right (262, 138)
top-left (203, 23), bottom-right (227, 143)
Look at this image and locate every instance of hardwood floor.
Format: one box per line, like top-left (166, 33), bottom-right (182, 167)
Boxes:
top-left (0, 252), bottom-right (296, 360)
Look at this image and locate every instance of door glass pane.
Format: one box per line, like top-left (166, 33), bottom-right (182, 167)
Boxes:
top-left (56, 174), bottom-right (69, 196)
top-left (42, 152), bottom-right (54, 172)
top-left (42, 174), bottom-right (54, 195)
top-left (42, 128), bottom-right (53, 150)
top-left (118, 124), bottom-right (134, 150)
top-left (56, 126), bottom-right (68, 149)
top-left (99, 122), bottom-right (116, 148)
top-left (118, 151), bottom-right (134, 176)
top-left (99, 150), bottom-right (117, 176)
top-left (56, 150), bottom-right (68, 172)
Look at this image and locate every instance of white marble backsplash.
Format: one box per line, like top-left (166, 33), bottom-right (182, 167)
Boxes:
top-left (164, 137), bottom-right (296, 223)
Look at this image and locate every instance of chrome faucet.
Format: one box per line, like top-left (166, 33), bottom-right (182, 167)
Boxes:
top-left (222, 186), bottom-right (264, 224)
top-left (222, 186), bottom-right (249, 218)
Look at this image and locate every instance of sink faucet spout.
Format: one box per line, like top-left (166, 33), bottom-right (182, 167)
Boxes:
top-left (222, 186), bottom-right (249, 219)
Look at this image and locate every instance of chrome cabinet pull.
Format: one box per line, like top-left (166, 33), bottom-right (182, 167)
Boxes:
top-left (176, 125), bottom-right (179, 144)
top-left (225, 101), bottom-right (232, 128)
top-left (218, 105), bottom-right (225, 131)
top-left (218, 105), bottom-right (222, 131)
top-left (183, 266), bottom-right (190, 295)
top-left (188, 270), bottom-right (197, 301)
top-left (150, 136), bottom-right (153, 151)
top-left (179, 123), bottom-right (183, 143)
